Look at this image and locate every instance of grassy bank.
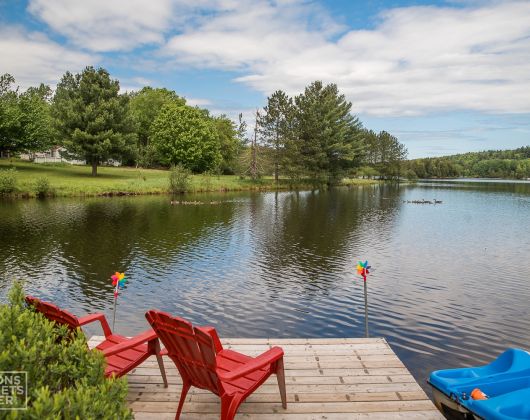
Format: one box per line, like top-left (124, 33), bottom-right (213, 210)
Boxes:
top-left (0, 159), bottom-right (377, 198)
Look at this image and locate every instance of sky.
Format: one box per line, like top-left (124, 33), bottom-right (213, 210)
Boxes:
top-left (1, 0), bottom-right (529, 158)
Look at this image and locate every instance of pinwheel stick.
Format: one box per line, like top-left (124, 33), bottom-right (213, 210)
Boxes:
top-left (364, 276), bottom-right (369, 338)
top-left (357, 261), bottom-right (371, 338)
top-left (110, 272), bottom-right (126, 333)
top-left (112, 285), bottom-right (118, 332)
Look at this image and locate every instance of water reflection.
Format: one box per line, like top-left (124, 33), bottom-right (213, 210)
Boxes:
top-left (1, 180), bottom-right (529, 393)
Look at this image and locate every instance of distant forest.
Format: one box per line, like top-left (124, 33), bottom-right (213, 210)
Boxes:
top-left (403, 147), bottom-right (530, 179)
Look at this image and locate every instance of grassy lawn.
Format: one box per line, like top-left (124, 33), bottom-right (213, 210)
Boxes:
top-left (0, 159), bottom-right (377, 198)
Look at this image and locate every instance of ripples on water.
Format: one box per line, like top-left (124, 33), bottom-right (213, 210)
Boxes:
top-left (1, 180), bottom-right (529, 393)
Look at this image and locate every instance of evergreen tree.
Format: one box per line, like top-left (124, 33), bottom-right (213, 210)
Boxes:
top-left (294, 81), bottom-right (363, 183)
top-left (376, 131), bottom-right (408, 179)
top-left (260, 90), bottom-right (295, 183)
top-left (52, 67), bottom-right (137, 176)
top-left (360, 129), bottom-right (407, 179)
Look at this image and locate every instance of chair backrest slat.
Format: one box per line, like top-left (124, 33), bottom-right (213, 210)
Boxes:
top-left (146, 311), bottom-right (221, 394)
top-left (25, 296), bottom-right (80, 330)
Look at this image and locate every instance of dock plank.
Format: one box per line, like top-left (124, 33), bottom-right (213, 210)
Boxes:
top-left (90, 336), bottom-right (442, 419)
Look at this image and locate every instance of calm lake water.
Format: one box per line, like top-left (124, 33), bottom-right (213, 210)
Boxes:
top-left (1, 179), bottom-right (529, 392)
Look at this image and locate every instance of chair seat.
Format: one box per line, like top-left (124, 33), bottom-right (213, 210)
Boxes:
top-left (96, 334), bottom-right (150, 377)
top-left (217, 349), bottom-right (270, 396)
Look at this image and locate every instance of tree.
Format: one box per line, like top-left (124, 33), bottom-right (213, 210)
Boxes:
top-left (260, 90), bottom-right (295, 183)
top-left (150, 103), bottom-right (221, 172)
top-left (18, 84), bottom-right (54, 154)
top-left (376, 131), bottom-right (408, 179)
top-left (129, 87), bottom-right (185, 165)
top-left (0, 74), bottom-right (22, 156)
top-left (52, 67), bottom-right (137, 176)
top-left (212, 115), bottom-right (242, 174)
top-left (357, 165), bottom-right (380, 179)
top-left (250, 110), bottom-right (259, 180)
top-left (361, 130), bottom-right (407, 179)
top-left (0, 74), bottom-right (54, 157)
top-left (360, 129), bottom-right (379, 167)
top-left (293, 81), bottom-right (363, 183)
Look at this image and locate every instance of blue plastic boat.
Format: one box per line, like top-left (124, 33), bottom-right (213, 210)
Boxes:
top-left (429, 349), bottom-right (530, 419)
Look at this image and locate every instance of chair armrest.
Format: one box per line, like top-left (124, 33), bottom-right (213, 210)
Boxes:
top-left (77, 313), bottom-right (113, 338)
top-left (197, 326), bottom-right (223, 353)
top-left (100, 329), bottom-right (158, 358)
top-left (217, 347), bottom-right (284, 381)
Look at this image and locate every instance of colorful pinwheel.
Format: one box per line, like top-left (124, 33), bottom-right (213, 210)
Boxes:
top-left (110, 271), bottom-right (127, 331)
top-left (111, 272), bottom-right (127, 298)
top-left (356, 260), bottom-right (371, 282)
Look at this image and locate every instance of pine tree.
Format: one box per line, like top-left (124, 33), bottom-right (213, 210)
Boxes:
top-left (260, 90), bottom-right (294, 183)
top-left (52, 67), bottom-right (137, 176)
top-left (294, 81), bottom-right (363, 183)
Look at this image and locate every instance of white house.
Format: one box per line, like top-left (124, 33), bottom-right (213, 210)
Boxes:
top-left (20, 147), bottom-right (122, 166)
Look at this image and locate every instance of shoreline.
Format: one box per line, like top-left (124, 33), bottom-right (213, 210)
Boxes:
top-left (0, 160), bottom-right (379, 199)
top-left (1, 181), bottom-right (378, 199)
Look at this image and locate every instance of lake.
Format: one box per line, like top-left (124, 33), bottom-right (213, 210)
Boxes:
top-left (1, 179), bottom-right (529, 392)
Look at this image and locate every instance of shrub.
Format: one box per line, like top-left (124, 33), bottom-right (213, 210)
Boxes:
top-left (0, 282), bottom-right (132, 419)
top-left (34, 177), bottom-right (52, 198)
top-left (168, 164), bottom-right (191, 194)
top-left (0, 168), bottom-right (17, 194)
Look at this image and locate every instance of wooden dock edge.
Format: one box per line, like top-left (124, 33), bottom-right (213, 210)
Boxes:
top-left (89, 336), bottom-right (443, 419)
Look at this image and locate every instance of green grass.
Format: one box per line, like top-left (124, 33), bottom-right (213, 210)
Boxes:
top-left (0, 159), bottom-right (377, 198)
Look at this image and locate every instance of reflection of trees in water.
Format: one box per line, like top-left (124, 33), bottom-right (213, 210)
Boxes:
top-left (0, 200), bottom-right (88, 278)
top-left (0, 187), bottom-right (405, 312)
top-left (252, 186), bottom-right (402, 299)
top-left (0, 196), bottom-right (236, 302)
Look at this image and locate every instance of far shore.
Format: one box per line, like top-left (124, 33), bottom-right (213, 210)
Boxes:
top-left (0, 160), bottom-right (378, 199)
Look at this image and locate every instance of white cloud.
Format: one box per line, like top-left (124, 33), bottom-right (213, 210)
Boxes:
top-left (186, 97), bottom-right (213, 106)
top-left (26, 0), bottom-right (251, 52)
top-left (0, 26), bottom-right (96, 89)
top-left (165, 1), bottom-right (341, 69)
top-left (131, 76), bottom-right (154, 86)
top-left (119, 85), bottom-right (142, 94)
top-left (28, 0), bottom-right (177, 52)
top-left (19, 0), bottom-right (530, 116)
top-left (163, 1), bottom-right (530, 116)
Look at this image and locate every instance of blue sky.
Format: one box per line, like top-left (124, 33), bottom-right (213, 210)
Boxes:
top-left (1, 0), bottom-right (529, 158)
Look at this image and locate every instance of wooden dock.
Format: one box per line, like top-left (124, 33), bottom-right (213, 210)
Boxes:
top-left (89, 336), bottom-right (443, 419)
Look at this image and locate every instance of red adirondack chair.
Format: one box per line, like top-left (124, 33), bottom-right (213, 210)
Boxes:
top-left (26, 296), bottom-right (168, 386)
top-left (146, 310), bottom-right (287, 420)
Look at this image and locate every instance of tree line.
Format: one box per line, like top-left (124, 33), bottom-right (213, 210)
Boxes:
top-left (404, 147), bottom-right (530, 179)
top-left (1, 66), bottom-right (407, 181)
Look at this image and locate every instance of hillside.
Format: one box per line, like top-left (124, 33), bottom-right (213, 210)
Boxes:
top-left (404, 146), bottom-right (530, 179)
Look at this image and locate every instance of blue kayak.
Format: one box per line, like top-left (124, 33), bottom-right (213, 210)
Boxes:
top-left (429, 349), bottom-right (530, 419)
